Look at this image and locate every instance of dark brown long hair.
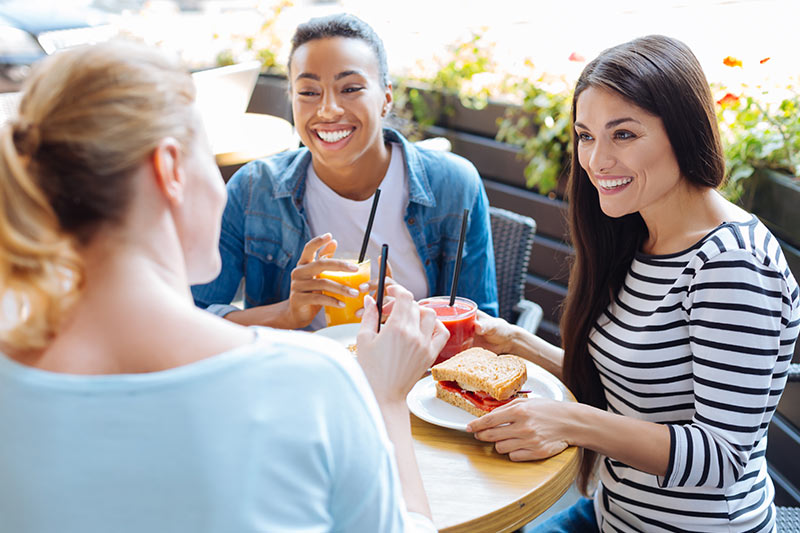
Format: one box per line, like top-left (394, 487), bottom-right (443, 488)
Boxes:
top-left (559, 35), bottom-right (726, 495)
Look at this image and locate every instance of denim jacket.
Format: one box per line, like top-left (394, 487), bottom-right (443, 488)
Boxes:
top-left (192, 128), bottom-right (498, 319)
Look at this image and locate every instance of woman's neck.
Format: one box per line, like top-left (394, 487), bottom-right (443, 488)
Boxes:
top-left (10, 225), bottom-right (190, 370)
top-left (311, 141), bottom-right (392, 201)
top-left (640, 186), bottom-right (749, 255)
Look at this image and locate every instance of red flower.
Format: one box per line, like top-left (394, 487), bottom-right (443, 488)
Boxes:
top-left (723, 56), bottom-right (743, 67)
top-left (760, 57), bottom-right (771, 64)
top-left (568, 52), bottom-right (585, 63)
top-left (717, 93), bottom-right (740, 106)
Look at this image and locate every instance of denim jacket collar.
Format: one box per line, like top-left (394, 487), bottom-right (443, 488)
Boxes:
top-left (271, 128), bottom-right (437, 208)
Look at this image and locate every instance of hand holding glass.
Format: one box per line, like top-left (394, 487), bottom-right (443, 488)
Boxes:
top-left (318, 256), bottom-right (371, 326)
top-left (418, 296), bottom-right (478, 365)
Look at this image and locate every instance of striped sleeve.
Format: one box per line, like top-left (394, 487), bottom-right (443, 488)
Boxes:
top-left (659, 249), bottom-right (789, 490)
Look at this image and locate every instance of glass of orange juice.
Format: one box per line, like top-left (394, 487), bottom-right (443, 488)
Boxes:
top-left (318, 256), bottom-right (371, 326)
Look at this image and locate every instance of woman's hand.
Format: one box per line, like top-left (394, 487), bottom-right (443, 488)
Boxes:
top-left (355, 257), bottom-right (395, 320)
top-left (357, 284), bottom-right (449, 405)
top-left (284, 233), bottom-right (368, 328)
top-left (472, 310), bottom-right (517, 354)
top-left (466, 397), bottom-right (571, 461)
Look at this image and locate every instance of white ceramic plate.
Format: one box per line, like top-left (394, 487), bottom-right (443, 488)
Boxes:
top-left (314, 323), bottom-right (360, 349)
top-left (406, 361), bottom-right (567, 432)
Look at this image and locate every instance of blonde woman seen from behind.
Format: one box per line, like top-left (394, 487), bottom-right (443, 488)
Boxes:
top-left (0, 41), bottom-right (444, 533)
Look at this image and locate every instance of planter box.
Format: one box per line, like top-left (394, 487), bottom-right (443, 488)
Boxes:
top-left (740, 168), bottom-right (800, 248)
top-left (400, 82), bottom-right (508, 138)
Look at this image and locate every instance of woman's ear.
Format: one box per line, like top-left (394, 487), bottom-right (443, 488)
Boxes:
top-left (151, 138), bottom-right (185, 206)
top-left (382, 82), bottom-right (393, 117)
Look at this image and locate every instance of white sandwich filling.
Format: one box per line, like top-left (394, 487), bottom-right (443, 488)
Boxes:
top-left (456, 380), bottom-right (482, 393)
top-left (316, 129), bottom-right (353, 142)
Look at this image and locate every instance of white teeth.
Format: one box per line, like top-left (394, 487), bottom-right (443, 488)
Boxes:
top-left (599, 177), bottom-right (633, 189)
top-left (316, 129), bottom-right (353, 143)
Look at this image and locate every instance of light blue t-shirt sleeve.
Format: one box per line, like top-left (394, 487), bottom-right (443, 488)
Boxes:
top-left (245, 331), bottom-right (408, 532)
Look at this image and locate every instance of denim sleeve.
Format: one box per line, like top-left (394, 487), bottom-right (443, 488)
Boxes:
top-left (460, 175), bottom-right (499, 317)
top-left (191, 168), bottom-right (249, 315)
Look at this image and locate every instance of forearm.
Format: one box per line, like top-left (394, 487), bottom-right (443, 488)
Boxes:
top-left (225, 300), bottom-right (301, 330)
top-left (565, 402), bottom-right (670, 477)
top-left (507, 326), bottom-right (564, 381)
top-left (379, 402), bottom-right (432, 519)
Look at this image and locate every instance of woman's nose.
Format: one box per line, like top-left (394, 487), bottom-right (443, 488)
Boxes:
top-left (588, 138), bottom-right (615, 173)
top-left (317, 92), bottom-right (343, 119)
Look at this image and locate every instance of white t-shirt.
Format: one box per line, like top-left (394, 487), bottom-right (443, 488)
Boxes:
top-left (304, 143), bottom-right (429, 329)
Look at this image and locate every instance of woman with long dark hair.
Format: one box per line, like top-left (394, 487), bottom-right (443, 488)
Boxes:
top-left (470, 35), bottom-right (799, 532)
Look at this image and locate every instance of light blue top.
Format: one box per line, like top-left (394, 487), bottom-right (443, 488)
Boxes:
top-left (0, 328), bottom-right (416, 532)
top-left (191, 128), bottom-right (499, 319)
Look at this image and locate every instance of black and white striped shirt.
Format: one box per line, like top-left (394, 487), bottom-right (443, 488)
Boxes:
top-left (589, 217), bottom-right (800, 532)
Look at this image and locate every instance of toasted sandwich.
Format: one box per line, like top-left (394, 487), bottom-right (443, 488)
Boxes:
top-left (430, 347), bottom-right (528, 417)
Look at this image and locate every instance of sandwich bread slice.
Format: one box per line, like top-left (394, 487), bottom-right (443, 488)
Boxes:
top-left (430, 347), bottom-right (528, 417)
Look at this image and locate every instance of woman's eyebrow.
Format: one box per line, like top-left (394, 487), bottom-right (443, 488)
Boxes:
top-left (605, 117), bottom-right (641, 128)
top-left (294, 69), bottom-right (366, 83)
top-left (295, 72), bottom-right (319, 82)
top-left (334, 69), bottom-right (366, 80)
top-left (574, 117), bottom-right (642, 130)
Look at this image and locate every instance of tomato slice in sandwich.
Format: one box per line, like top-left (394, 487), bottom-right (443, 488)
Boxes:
top-left (438, 381), bottom-right (516, 412)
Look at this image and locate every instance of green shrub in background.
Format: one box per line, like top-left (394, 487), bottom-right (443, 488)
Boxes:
top-left (391, 32), bottom-right (496, 137)
top-left (714, 57), bottom-right (800, 200)
top-left (496, 75), bottom-right (573, 195)
top-left (216, 0), bottom-right (292, 73)
top-left (393, 42), bottom-right (800, 201)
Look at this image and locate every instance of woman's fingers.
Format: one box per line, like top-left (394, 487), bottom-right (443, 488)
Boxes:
top-left (357, 294), bottom-right (379, 344)
top-left (290, 290), bottom-right (346, 309)
top-left (291, 277), bottom-right (360, 299)
top-left (298, 233), bottom-right (334, 265)
top-left (383, 284), bottom-right (416, 326)
top-left (419, 305), bottom-right (437, 339)
top-left (291, 258), bottom-right (358, 281)
top-left (318, 238), bottom-right (338, 259)
top-left (466, 402), bottom-right (519, 433)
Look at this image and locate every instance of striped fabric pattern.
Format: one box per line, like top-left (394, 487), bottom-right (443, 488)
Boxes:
top-left (589, 217), bottom-right (800, 532)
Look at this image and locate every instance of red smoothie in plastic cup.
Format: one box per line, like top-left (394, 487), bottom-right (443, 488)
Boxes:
top-left (418, 296), bottom-right (477, 365)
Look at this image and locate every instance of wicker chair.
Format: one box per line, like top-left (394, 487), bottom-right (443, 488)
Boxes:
top-left (775, 363), bottom-right (800, 531)
top-left (489, 206), bottom-right (543, 334)
top-left (778, 504), bottom-right (800, 531)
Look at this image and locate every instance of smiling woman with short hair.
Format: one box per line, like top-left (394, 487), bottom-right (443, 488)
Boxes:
top-left (192, 13), bottom-right (498, 330)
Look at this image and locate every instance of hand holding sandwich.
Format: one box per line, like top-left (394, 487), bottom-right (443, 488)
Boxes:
top-left (466, 397), bottom-right (571, 461)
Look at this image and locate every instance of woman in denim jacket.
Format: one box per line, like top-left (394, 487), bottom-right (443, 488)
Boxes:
top-left (192, 13), bottom-right (498, 329)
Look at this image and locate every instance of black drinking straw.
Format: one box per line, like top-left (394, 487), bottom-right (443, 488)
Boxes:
top-left (376, 243), bottom-right (389, 333)
top-left (358, 188), bottom-right (381, 263)
top-left (449, 209), bottom-right (469, 306)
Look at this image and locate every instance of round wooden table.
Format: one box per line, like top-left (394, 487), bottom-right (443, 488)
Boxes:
top-left (412, 383), bottom-right (581, 532)
top-left (206, 112), bottom-right (296, 168)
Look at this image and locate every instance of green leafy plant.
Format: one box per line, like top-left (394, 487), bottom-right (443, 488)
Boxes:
top-left (215, 0), bottom-right (293, 73)
top-left (496, 74), bottom-right (573, 195)
top-left (391, 31), bottom-right (497, 139)
top-left (714, 58), bottom-right (800, 200)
